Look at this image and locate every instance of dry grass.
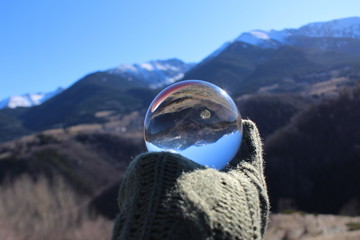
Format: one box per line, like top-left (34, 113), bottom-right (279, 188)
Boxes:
top-left (265, 213), bottom-right (360, 240)
top-left (0, 174), bottom-right (113, 240)
top-left (4, 174), bottom-right (360, 240)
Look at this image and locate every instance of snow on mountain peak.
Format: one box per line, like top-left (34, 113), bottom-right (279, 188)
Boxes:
top-left (0, 87), bottom-right (64, 109)
top-left (235, 30), bottom-right (283, 48)
top-left (107, 58), bottom-right (195, 88)
top-left (249, 31), bottom-right (271, 40)
top-left (234, 17), bottom-right (360, 48)
top-left (295, 17), bottom-right (360, 38)
top-left (237, 31), bottom-right (268, 44)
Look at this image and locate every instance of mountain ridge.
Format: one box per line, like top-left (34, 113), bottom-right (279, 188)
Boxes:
top-left (235, 17), bottom-right (360, 48)
top-left (3, 17), bottom-right (359, 110)
top-left (107, 58), bottom-right (195, 89)
top-left (184, 17), bottom-right (360, 96)
top-left (0, 87), bottom-right (64, 109)
top-left (1, 16), bottom-right (360, 140)
top-left (0, 59), bottom-right (194, 110)
top-left (198, 17), bottom-right (360, 63)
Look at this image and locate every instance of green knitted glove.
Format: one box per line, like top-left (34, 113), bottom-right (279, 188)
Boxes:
top-left (112, 119), bottom-right (269, 240)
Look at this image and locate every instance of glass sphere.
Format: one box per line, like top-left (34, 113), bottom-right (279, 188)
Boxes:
top-left (144, 80), bottom-right (242, 170)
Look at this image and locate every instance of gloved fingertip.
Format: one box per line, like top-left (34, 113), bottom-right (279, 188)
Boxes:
top-left (242, 119), bottom-right (261, 140)
top-left (223, 119), bottom-right (263, 172)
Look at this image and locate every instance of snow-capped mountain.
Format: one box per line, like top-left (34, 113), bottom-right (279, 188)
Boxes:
top-left (0, 59), bottom-right (193, 110)
top-left (234, 17), bottom-right (360, 48)
top-left (107, 58), bottom-right (195, 89)
top-left (294, 17), bottom-right (360, 38)
top-left (0, 87), bottom-right (64, 109)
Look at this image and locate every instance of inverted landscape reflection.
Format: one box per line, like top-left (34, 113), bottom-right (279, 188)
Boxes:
top-left (144, 80), bottom-right (243, 170)
top-left (146, 130), bottom-right (242, 170)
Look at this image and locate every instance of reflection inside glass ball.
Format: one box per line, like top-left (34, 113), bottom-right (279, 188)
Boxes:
top-left (144, 80), bottom-right (243, 170)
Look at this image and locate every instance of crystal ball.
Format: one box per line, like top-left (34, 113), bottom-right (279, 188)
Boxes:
top-left (144, 80), bottom-right (243, 170)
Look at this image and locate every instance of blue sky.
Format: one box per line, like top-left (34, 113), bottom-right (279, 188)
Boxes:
top-left (0, 0), bottom-right (359, 100)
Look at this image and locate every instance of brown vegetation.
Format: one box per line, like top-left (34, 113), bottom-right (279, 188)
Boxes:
top-left (265, 213), bottom-right (360, 240)
top-left (0, 129), bottom-right (145, 229)
top-left (265, 85), bottom-right (360, 214)
top-left (2, 173), bottom-right (360, 240)
top-left (0, 174), bottom-right (113, 240)
top-left (236, 93), bottom-right (314, 138)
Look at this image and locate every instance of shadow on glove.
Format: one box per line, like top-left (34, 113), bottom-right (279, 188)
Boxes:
top-left (112, 119), bottom-right (269, 240)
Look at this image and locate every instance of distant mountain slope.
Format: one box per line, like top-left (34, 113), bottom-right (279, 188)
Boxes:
top-left (0, 107), bottom-right (32, 142)
top-left (18, 58), bottom-right (193, 131)
top-left (183, 42), bottom-right (277, 92)
top-left (0, 87), bottom-right (64, 109)
top-left (19, 72), bottom-right (156, 131)
top-left (184, 42), bottom-right (360, 95)
top-left (0, 59), bottom-right (193, 110)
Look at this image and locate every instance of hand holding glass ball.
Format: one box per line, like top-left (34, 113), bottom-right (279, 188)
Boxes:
top-left (144, 80), bottom-right (243, 170)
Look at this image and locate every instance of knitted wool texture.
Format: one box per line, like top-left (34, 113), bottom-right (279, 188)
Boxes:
top-left (112, 120), bottom-right (269, 240)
